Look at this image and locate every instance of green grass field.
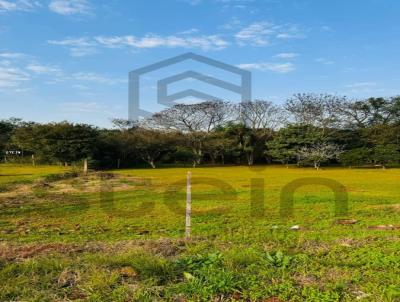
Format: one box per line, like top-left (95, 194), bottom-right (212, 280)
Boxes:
top-left (0, 164), bottom-right (399, 301)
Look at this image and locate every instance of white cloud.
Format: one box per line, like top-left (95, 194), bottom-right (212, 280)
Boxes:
top-left (47, 37), bottom-right (92, 47)
top-left (177, 28), bottom-right (200, 35)
top-left (237, 62), bottom-right (295, 73)
top-left (316, 58), bottom-right (334, 65)
top-left (219, 17), bottom-right (242, 30)
top-left (73, 72), bottom-right (125, 85)
top-left (181, 0), bottom-right (202, 5)
top-left (274, 52), bottom-right (299, 59)
top-left (47, 37), bottom-right (96, 57)
top-left (276, 25), bottom-right (305, 39)
top-left (0, 52), bottom-right (26, 58)
top-left (0, 66), bottom-right (30, 88)
top-left (49, 21), bottom-right (304, 56)
top-left (235, 22), bottom-right (276, 46)
top-left (26, 63), bottom-right (62, 75)
top-left (49, 33), bottom-right (229, 55)
top-left (216, 0), bottom-right (255, 9)
top-left (235, 22), bottom-right (305, 46)
top-left (346, 82), bottom-right (376, 88)
top-left (48, 0), bottom-right (90, 15)
top-left (0, 0), bottom-right (40, 12)
top-left (95, 34), bottom-right (229, 50)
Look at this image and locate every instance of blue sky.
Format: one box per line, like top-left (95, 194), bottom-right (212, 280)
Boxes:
top-left (1, 0), bottom-right (400, 127)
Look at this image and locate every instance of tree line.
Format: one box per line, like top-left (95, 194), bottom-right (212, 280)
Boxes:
top-left (1, 94), bottom-right (400, 169)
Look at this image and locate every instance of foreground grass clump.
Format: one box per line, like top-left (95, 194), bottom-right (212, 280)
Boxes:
top-left (0, 242), bottom-right (399, 301)
top-left (0, 164), bottom-right (399, 301)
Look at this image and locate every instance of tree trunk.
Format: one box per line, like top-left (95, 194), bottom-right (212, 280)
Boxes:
top-left (83, 158), bottom-right (88, 175)
top-left (247, 151), bottom-right (254, 166)
top-left (145, 155), bottom-right (156, 168)
top-left (192, 148), bottom-right (202, 167)
top-left (192, 144), bottom-right (203, 167)
top-left (117, 158), bottom-right (121, 169)
top-left (210, 153), bottom-right (216, 165)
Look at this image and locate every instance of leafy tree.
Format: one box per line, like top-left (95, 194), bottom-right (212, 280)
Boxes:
top-left (133, 128), bottom-right (175, 168)
top-left (0, 118), bottom-right (20, 160)
top-left (223, 123), bottom-right (256, 165)
top-left (203, 131), bottom-right (236, 164)
top-left (339, 148), bottom-right (372, 167)
top-left (339, 97), bottom-right (400, 128)
top-left (12, 122), bottom-right (98, 165)
top-left (372, 144), bottom-right (400, 168)
top-left (266, 139), bottom-right (296, 167)
top-left (297, 143), bottom-right (343, 169)
top-left (3, 97), bottom-right (400, 169)
top-left (266, 124), bottom-right (323, 166)
top-left (285, 93), bottom-right (343, 131)
top-left (149, 101), bottom-right (232, 166)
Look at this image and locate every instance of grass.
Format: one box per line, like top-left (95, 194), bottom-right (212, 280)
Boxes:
top-left (0, 164), bottom-right (399, 301)
top-left (0, 164), bottom-right (70, 191)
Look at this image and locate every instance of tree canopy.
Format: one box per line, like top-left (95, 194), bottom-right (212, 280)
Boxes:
top-left (2, 94), bottom-right (400, 169)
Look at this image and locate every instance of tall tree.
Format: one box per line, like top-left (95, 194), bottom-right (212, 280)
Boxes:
top-left (133, 128), bottom-right (175, 168)
top-left (239, 100), bottom-right (286, 130)
top-left (297, 143), bottom-right (343, 170)
top-left (266, 124), bottom-right (324, 166)
top-left (148, 101), bottom-right (232, 166)
top-left (12, 122), bottom-right (98, 165)
top-left (0, 118), bottom-right (20, 160)
top-left (372, 144), bottom-right (400, 169)
top-left (285, 93), bottom-right (344, 131)
top-left (338, 97), bottom-right (400, 128)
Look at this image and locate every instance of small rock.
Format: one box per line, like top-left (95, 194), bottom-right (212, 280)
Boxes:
top-left (336, 219), bottom-right (358, 225)
top-left (353, 290), bottom-right (371, 300)
top-left (290, 225), bottom-right (300, 231)
top-left (368, 224), bottom-right (395, 230)
top-left (232, 292), bottom-right (242, 300)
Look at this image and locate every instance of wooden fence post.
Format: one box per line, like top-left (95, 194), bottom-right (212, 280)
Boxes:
top-left (185, 171), bottom-right (192, 239)
top-left (83, 159), bottom-right (88, 175)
